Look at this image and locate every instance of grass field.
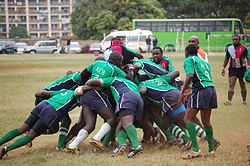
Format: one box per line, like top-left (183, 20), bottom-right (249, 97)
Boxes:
top-left (0, 53), bottom-right (249, 166)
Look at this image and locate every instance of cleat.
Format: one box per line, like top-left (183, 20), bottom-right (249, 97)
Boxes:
top-left (204, 151), bottom-right (216, 158)
top-left (56, 147), bottom-right (64, 151)
top-left (223, 100), bottom-right (232, 106)
top-left (183, 150), bottom-right (202, 160)
top-left (89, 138), bottom-right (105, 152)
top-left (63, 146), bottom-right (80, 154)
top-left (243, 101), bottom-right (247, 105)
top-left (112, 144), bottom-right (127, 157)
top-left (213, 139), bottom-right (221, 151)
top-left (153, 127), bottom-right (166, 143)
top-left (26, 141), bottom-right (32, 148)
top-left (180, 140), bottom-right (192, 151)
top-left (0, 147), bottom-right (7, 159)
top-left (160, 138), bottom-right (178, 149)
top-left (127, 145), bottom-right (143, 158)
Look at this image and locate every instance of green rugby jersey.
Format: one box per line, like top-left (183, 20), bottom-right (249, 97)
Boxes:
top-left (138, 75), bottom-right (177, 106)
top-left (133, 59), bottom-right (168, 85)
top-left (44, 72), bottom-right (82, 91)
top-left (184, 55), bottom-right (214, 90)
top-left (149, 56), bottom-right (175, 72)
top-left (86, 61), bottom-right (126, 79)
top-left (100, 77), bottom-right (140, 102)
top-left (44, 89), bottom-right (80, 116)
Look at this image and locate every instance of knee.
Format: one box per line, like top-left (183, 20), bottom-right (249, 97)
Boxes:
top-left (201, 119), bottom-right (211, 127)
top-left (84, 122), bottom-right (96, 133)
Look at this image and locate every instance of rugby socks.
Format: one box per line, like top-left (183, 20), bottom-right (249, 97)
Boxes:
top-left (116, 130), bottom-right (127, 146)
top-left (125, 125), bottom-right (140, 149)
top-left (6, 134), bottom-right (31, 152)
top-left (57, 122), bottom-right (70, 150)
top-left (93, 123), bottom-right (111, 141)
top-left (0, 129), bottom-right (21, 146)
top-left (194, 124), bottom-right (206, 140)
top-left (205, 126), bottom-right (214, 152)
top-left (102, 130), bottom-right (115, 147)
top-left (186, 123), bottom-right (199, 152)
top-left (167, 124), bottom-right (190, 141)
top-left (68, 129), bottom-right (89, 149)
top-left (154, 116), bottom-right (175, 140)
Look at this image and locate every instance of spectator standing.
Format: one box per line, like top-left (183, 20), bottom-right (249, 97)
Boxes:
top-left (146, 36), bottom-right (151, 53)
top-left (66, 38), bottom-right (71, 54)
top-left (153, 36), bottom-right (158, 48)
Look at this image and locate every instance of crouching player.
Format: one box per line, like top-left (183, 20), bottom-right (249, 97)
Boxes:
top-left (85, 77), bottom-right (143, 158)
top-left (0, 86), bottom-right (95, 159)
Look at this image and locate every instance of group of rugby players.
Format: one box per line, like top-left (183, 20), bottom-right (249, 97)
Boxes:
top-left (0, 36), bottom-right (220, 160)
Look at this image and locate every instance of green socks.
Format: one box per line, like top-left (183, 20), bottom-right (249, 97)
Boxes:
top-left (57, 122), bottom-right (70, 149)
top-left (125, 125), bottom-right (139, 149)
top-left (205, 126), bottom-right (214, 152)
top-left (6, 135), bottom-right (32, 152)
top-left (0, 129), bottom-right (21, 146)
top-left (154, 115), bottom-right (175, 140)
top-left (116, 130), bottom-right (127, 146)
top-left (186, 123), bottom-right (199, 152)
top-left (168, 124), bottom-right (190, 141)
top-left (102, 130), bottom-right (115, 147)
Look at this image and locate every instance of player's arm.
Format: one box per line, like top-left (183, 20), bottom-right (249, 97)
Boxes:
top-left (167, 71), bottom-right (180, 81)
top-left (222, 50), bottom-right (230, 76)
top-left (75, 84), bottom-right (101, 95)
top-left (138, 86), bottom-right (147, 95)
top-left (178, 73), bottom-right (193, 106)
top-left (35, 90), bottom-right (52, 98)
top-left (85, 79), bottom-right (101, 87)
top-left (80, 68), bottom-right (92, 84)
top-left (125, 64), bottom-right (135, 81)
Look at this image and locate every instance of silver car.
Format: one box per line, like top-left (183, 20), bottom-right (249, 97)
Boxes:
top-left (24, 40), bottom-right (58, 53)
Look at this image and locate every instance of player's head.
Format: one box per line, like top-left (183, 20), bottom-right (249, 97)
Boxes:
top-left (232, 34), bottom-right (241, 46)
top-left (189, 35), bottom-right (199, 46)
top-left (108, 51), bottom-right (123, 68)
top-left (94, 56), bottom-right (105, 61)
top-left (111, 37), bottom-right (124, 47)
top-left (185, 44), bottom-right (198, 58)
top-left (152, 46), bottom-right (163, 64)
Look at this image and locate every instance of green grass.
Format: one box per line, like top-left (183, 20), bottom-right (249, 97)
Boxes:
top-left (0, 53), bottom-right (249, 166)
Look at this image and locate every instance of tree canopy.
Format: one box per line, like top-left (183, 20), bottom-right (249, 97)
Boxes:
top-left (71, 0), bottom-right (250, 39)
top-left (9, 26), bottom-right (28, 39)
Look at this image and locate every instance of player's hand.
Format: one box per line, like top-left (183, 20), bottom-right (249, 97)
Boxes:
top-left (178, 93), bottom-right (184, 106)
top-left (75, 86), bottom-right (83, 95)
top-left (221, 68), bottom-right (225, 77)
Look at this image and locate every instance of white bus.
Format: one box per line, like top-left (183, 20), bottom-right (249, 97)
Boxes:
top-left (101, 29), bottom-right (153, 52)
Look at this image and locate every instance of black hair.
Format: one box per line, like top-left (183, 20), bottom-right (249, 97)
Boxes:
top-left (111, 37), bottom-right (122, 41)
top-left (152, 46), bottom-right (163, 54)
top-left (185, 44), bottom-right (198, 55)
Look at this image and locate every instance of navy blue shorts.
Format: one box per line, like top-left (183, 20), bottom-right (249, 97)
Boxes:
top-left (162, 90), bottom-right (180, 113)
top-left (187, 87), bottom-right (217, 109)
top-left (116, 91), bottom-right (144, 125)
top-left (228, 67), bottom-right (246, 78)
top-left (29, 101), bottom-right (59, 133)
top-left (80, 90), bottom-right (112, 110)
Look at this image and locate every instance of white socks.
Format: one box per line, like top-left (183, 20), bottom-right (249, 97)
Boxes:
top-left (93, 123), bottom-right (111, 141)
top-left (68, 129), bottom-right (89, 148)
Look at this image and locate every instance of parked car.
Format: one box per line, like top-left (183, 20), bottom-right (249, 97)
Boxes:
top-left (164, 44), bottom-right (176, 52)
top-left (89, 43), bottom-right (102, 53)
top-left (0, 40), bottom-right (17, 54)
top-left (65, 42), bottom-right (81, 54)
top-left (16, 42), bottom-right (28, 54)
top-left (24, 40), bottom-right (58, 53)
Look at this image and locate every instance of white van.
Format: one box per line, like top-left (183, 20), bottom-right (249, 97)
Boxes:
top-left (101, 29), bottom-right (153, 52)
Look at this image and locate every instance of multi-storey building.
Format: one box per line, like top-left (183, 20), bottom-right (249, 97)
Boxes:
top-left (0, 0), bottom-right (75, 38)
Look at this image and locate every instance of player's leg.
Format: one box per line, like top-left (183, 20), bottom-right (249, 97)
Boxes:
top-left (89, 107), bottom-right (114, 151)
top-left (238, 76), bottom-right (247, 104)
top-left (66, 106), bottom-right (97, 151)
top-left (56, 114), bottom-right (71, 150)
top-left (64, 108), bottom-right (86, 146)
top-left (140, 109), bottom-right (156, 143)
top-left (225, 76), bottom-right (237, 105)
top-left (112, 121), bottom-right (127, 156)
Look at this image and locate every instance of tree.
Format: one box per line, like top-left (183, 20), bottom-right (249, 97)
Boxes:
top-left (9, 26), bottom-right (28, 38)
top-left (71, 0), bottom-right (166, 39)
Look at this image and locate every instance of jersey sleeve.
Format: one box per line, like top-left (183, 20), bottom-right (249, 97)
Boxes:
top-left (85, 63), bottom-right (94, 72)
top-left (167, 58), bottom-right (175, 72)
top-left (183, 57), bottom-right (195, 75)
top-left (101, 77), bottom-right (115, 88)
top-left (72, 72), bottom-right (83, 85)
top-left (133, 60), bottom-right (143, 69)
top-left (160, 74), bottom-right (172, 83)
top-left (49, 90), bottom-right (61, 97)
top-left (113, 65), bottom-right (126, 77)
